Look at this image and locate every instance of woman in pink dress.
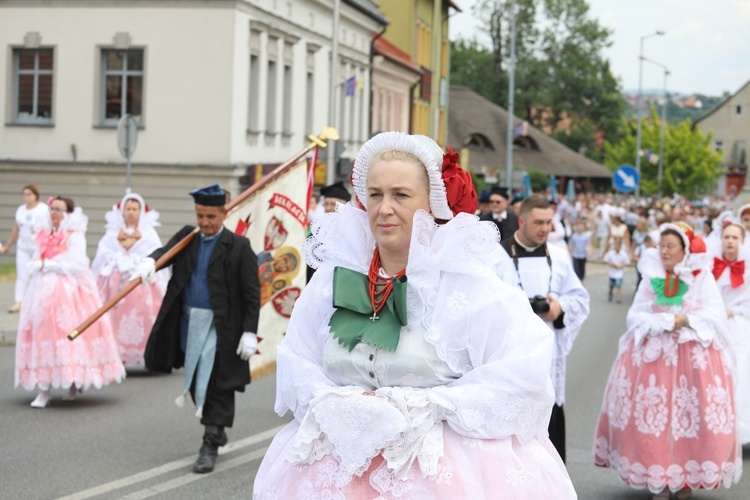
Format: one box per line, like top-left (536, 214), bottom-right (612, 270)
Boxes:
top-left (15, 196), bottom-right (126, 408)
top-left (91, 193), bottom-right (168, 366)
top-left (594, 222), bottom-right (740, 499)
top-left (253, 132), bottom-right (576, 499)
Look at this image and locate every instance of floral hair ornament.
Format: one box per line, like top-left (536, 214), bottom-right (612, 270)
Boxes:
top-left (440, 148), bottom-right (477, 217)
top-left (46, 196), bottom-right (55, 206)
top-left (659, 221), bottom-right (706, 254)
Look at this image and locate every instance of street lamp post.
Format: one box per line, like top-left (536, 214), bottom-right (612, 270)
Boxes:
top-left (634, 30), bottom-right (665, 200)
top-left (505, 0), bottom-right (516, 193)
top-left (642, 57), bottom-right (670, 199)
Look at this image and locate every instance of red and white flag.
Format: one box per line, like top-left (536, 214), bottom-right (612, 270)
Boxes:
top-left (223, 159), bottom-right (309, 379)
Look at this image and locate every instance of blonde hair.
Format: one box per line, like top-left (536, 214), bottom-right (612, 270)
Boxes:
top-left (369, 149), bottom-right (429, 191)
top-left (723, 222), bottom-right (746, 241)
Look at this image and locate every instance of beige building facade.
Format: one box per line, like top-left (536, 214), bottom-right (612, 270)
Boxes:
top-left (0, 0), bottom-right (384, 259)
top-left (694, 79), bottom-right (750, 196)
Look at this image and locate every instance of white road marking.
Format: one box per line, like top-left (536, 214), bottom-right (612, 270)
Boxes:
top-left (57, 424), bottom-right (285, 500)
top-left (119, 447), bottom-right (269, 500)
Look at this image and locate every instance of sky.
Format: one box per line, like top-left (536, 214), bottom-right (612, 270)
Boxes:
top-left (448, 0), bottom-right (750, 97)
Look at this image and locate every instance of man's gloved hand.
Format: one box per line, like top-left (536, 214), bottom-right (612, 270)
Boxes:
top-left (129, 257), bottom-right (156, 284)
top-left (236, 332), bottom-right (258, 361)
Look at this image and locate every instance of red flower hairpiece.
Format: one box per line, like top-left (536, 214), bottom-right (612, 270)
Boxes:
top-left (684, 229), bottom-right (706, 254)
top-left (441, 148), bottom-right (477, 217)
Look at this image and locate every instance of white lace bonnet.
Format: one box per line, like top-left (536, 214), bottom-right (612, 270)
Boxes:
top-left (351, 132), bottom-right (453, 221)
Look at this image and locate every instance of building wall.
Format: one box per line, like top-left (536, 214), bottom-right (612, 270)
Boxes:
top-left (0, 0), bottom-right (383, 263)
top-left (696, 82), bottom-right (750, 168)
top-left (1, 3), bottom-right (236, 165)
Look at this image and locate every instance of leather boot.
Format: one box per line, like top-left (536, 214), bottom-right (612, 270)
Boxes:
top-left (193, 426), bottom-right (227, 473)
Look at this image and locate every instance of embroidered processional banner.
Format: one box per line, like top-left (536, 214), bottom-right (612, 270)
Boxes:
top-left (223, 159), bottom-right (308, 379)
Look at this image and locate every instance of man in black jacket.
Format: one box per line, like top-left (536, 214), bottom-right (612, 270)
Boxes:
top-left (133, 184), bottom-right (260, 473)
top-left (479, 187), bottom-right (519, 241)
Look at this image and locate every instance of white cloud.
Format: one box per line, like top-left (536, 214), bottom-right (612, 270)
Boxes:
top-left (448, 0), bottom-right (750, 96)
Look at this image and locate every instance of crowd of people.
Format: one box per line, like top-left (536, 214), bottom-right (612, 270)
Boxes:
top-left (3, 136), bottom-right (750, 497)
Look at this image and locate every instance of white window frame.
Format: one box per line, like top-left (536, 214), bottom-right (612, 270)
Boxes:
top-left (12, 48), bottom-right (54, 125)
top-left (100, 49), bottom-right (145, 126)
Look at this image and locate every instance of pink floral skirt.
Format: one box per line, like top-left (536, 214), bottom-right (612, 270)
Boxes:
top-left (254, 422), bottom-right (576, 499)
top-left (594, 333), bottom-right (741, 493)
top-left (97, 271), bottom-right (163, 366)
top-left (15, 271), bottom-right (126, 391)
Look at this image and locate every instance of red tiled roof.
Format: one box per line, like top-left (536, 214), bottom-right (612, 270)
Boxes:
top-left (373, 36), bottom-right (422, 74)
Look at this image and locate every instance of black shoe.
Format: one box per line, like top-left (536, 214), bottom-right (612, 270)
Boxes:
top-left (193, 426), bottom-right (228, 473)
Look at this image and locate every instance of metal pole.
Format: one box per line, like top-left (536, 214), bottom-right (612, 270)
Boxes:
top-left (505, 0), bottom-right (516, 192)
top-left (326, 0), bottom-right (341, 184)
top-left (125, 114), bottom-right (132, 195)
top-left (634, 30), bottom-right (665, 201)
top-left (657, 70), bottom-right (668, 198)
top-left (634, 37), bottom-right (645, 201)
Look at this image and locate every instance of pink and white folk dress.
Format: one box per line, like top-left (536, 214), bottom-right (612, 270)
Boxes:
top-left (15, 208), bottom-right (126, 392)
top-left (594, 248), bottom-right (741, 494)
top-left (91, 197), bottom-right (167, 366)
top-left (253, 205), bottom-right (576, 499)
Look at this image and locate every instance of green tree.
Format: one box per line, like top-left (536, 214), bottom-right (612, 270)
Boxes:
top-left (452, 0), bottom-right (625, 151)
top-left (602, 107), bottom-right (722, 198)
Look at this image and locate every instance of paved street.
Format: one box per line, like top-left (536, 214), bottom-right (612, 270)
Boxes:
top-left (1, 264), bottom-right (749, 499)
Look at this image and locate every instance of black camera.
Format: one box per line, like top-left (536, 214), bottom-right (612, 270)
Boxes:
top-left (529, 295), bottom-right (550, 315)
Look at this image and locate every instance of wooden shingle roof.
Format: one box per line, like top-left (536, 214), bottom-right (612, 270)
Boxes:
top-left (447, 86), bottom-right (612, 178)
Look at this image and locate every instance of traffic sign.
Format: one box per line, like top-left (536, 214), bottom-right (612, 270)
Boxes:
top-left (613, 165), bottom-right (639, 193)
top-left (117, 114), bottom-right (138, 158)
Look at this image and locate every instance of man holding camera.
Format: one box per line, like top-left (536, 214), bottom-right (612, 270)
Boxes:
top-left (499, 195), bottom-right (590, 464)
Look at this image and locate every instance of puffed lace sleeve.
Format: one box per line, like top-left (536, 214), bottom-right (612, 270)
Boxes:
top-left (274, 268), bottom-right (340, 419)
top-left (424, 275), bottom-right (555, 444)
top-left (48, 231), bottom-right (90, 276)
top-left (91, 230), bottom-right (121, 277)
top-left (683, 271), bottom-right (730, 347)
top-left (554, 256), bottom-right (590, 356)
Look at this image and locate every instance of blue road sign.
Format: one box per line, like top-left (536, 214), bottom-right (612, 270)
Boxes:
top-left (613, 165), bottom-right (639, 193)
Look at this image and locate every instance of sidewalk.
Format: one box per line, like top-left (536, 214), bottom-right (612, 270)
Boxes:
top-left (0, 280), bottom-right (18, 345)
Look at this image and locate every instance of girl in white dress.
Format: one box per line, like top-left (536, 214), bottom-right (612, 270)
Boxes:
top-left (1, 185), bottom-right (49, 313)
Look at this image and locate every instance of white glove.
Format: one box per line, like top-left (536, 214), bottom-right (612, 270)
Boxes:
top-left (129, 257), bottom-right (156, 284)
top-left (236, 332), bottom-right (258, 361)
top-left (26, 260), bottom-right (43, 273)
top-left (42, 260), bottom-right (63, 273)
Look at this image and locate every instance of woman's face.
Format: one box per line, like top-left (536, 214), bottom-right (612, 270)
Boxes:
top-left (123, 199), bottom-right (141, 226)
top-left (722, 225), bottom-right (744, 260)
top-left (659, 233), bottom-right (686, 272)
top-left (50, 199), bottom-right (67, 228)
top-left (22, 189), bottom-right (37, 206)
top-left (366, 159), bottom-right (430, 259)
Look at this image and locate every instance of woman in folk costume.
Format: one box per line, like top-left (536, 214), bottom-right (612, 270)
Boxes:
top-left (712, 222), bottom-right (750, 444)
top-left (253, 132), bottom-right (576, 499)
top-left (15, 197), bottom-right (125, 408)
top-left (705, 209), bottom-right (734, 256)
top-left (91, 193), bottom-right (168, 366)
top-left (738, 203), bottom-right (750, 255)
top-left (594, 222), bottom-right (740, 499)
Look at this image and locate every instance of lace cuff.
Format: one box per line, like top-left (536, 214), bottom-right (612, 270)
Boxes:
top-left (632, 313), bottom-right (675, 347)
top-left (288, 386), bottom-right (406, 480)
top-left (377, 387), bottom-right (445, 480)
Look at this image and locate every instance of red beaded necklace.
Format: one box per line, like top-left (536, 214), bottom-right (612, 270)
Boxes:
top-left (367, 247), bottom-right (406, 321)
top-left (664, 271), bottom-right (680, 297)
